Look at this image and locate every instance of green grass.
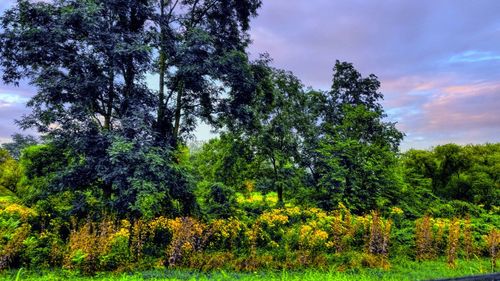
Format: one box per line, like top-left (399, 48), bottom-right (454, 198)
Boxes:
top-left (0, 259), bottom-right (496, 281)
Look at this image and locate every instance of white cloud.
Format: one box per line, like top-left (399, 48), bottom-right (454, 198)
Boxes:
top-left (0, 93), bottom-right (29, 107)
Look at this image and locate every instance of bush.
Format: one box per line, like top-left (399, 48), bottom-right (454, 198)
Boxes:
top-left (203, 183), bottom-right (238, 219)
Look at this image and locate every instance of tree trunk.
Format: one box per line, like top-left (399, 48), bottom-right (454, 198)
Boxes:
top-left (157, 0), bottom-right (167, 139)
top-left (172, 81), bottom-right (184, 147)
top-left (104, 67), bottom-right (114, 130)
top-left (277, 181), bottom-right (283, 206)
top-left (272, 157), bottom-right (284, 205)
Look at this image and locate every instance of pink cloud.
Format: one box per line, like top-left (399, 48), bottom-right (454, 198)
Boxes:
top-left (379, 76), bottom-right (500, 150)
top-left (417, 81), bottom-right (500, 133)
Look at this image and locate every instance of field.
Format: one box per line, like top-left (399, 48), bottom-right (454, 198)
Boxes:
top-left (0, 259), bottom-right (497, 281)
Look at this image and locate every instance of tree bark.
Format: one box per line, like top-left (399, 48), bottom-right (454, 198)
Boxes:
top-left (104, 67), bottom-right (114, 130)
top-left (157, 0), bottom-right (167, 139)
top-left (172, 81), bottom-right (184, 147)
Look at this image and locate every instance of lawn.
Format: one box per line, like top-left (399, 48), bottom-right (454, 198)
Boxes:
top-left (0, 259), bottom-right (496, 281)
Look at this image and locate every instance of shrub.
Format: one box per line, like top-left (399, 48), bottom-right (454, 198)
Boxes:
top-left (21, 228), bottom-right (65, 268)
top-left (415, 215), bottom-right (435, 261)
top-left (366, 211), bottom-right (391, 268)
top-left (202, 183), bottom-right (238, 219)
top-left (446, 218), bottom-right (460, 268)
top-left (100, 224), bottom-right (131, 271)
top-left (463, 215), bottom-right (476, 260)
top-left (0, 223), bottom-right (30, 270)
top-left (166, 217), bottom-right (204, 267)
top-left (328, 209), bottom-right (354, 253)
top-left (0, 198), bottom-right (36, 270)
top-left (485, 228), bottom-right (499, 270)
top-left (65, 219), bottom-right (131, 274)
top-left (206, 218), bottom-right (245, 251)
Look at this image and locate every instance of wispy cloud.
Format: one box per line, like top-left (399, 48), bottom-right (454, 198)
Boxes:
top-left (0, 93), bottom-right (29, 107)
top-left (448, 50), bottom-right (500, 63)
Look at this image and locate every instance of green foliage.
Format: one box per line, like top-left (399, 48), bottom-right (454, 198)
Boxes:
top-left (242, 66), bottom-right (310, 205)
top-left (100, 235), bottom-right (130, 271)
top-left (21, 230), bottom-right (64, 269)
top-left (1, 134), bottom-right (37, 160)
top-left (401, 143), bottom-right (500, 211)
top-left (0, 149), bottom-right (21, 194)
top-left (191, 134), bottom-right (265, 192)
top-left (200, 182), bottom-right (238, 219)
top-left (312, 61), bottom-right (404, 213)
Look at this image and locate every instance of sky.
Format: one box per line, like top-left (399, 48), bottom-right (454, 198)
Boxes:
top-left (1, 1), bottom-right (500, 150)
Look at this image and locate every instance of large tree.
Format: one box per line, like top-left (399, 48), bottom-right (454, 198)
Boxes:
top-left (0, 0), bottom-right (262, 219)
top-left (242, 62), bottom-right (309, 205)
top-left (308, 61), bottom-right (404, 212)
top-left (152, 0), bottom-right (262, 145)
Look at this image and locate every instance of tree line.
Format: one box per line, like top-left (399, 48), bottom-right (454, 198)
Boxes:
top-left (0, 0), bottom-right (497, 222)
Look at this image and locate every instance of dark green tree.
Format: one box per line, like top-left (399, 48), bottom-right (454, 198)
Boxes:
top-left (401, 143), bottom-right (499, 208)
top-left (201, 182), bottom-right (238, 219)
top-left (0, 0), bottom-right (261, 219)
top-left (0, 0), bottom-right (171, 219)
top-left (244, 65), bottom-right (309, 205)
top-left (311, 61), bottom-right (404, 212)
top-left (151, 0), bottom-right (262, 146)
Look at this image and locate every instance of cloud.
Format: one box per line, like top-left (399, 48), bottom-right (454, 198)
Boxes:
top-left (421, 82), bottom-right (500, 131)
top-left (0, 100), bottom-right (37, 144)
top-left (0, 93), bottom-right (29, 107)
top-left (448, 50), bottom-right (500, 63)
top-left (0, 83), bottom-right (36, 143)
top-left (386, 79), bottom-right (500, 150)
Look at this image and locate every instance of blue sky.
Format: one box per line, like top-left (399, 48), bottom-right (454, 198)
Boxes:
top-left (1, 0), bottom-right (500, 150)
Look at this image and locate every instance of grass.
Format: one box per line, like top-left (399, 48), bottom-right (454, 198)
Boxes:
top-left (0, 259), bottom-right (496, 281)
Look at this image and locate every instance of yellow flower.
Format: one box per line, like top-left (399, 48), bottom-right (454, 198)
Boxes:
top-left (284, 206), bottom-right (301, 217)
top-left (113, 227), bottom-right (130, 239)
top-left (243, 180), bottom-right (255, 193)
top-left (181, 241), bottom-right (193, 252)
top-left (269, 241), bottom-right (279, 248)
top-left (390, 207), bottom-right (404, 216)
top-left (259, 210), bottom-right (289, 227)
top-left (2, 203), bottom-right (37, 220)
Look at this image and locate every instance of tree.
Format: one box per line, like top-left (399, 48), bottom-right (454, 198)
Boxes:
top-left (0, 0), bottom-right (262, 219)
top-left (200, 182), bottom-right (238, 219)
top-left (191, 133), bottom-right (265, 191)
top-left (401, 143), bottom-right (499, 208)
top-left (0, 0), bottom-right (169, 219)
top-left (0, 148), bottom-right (22, 193)
top-left (433, 144), bottom-right (470, 197)
top-left (150, 0), bottom-right (262, 145)
top-left (1, 133), bottom-right (38, 160)
top-left (244, 65), bottom-right (309, 205)
top-left (311, 61), bottom-right (404, 212)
